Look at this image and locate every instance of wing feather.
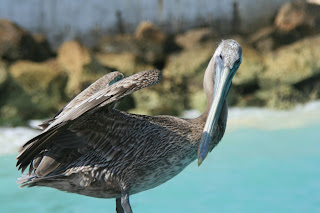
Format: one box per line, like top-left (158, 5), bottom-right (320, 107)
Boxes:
top-left (39, 71), bottom-right (124, 129)
top-left (45, 69), bottom-right (161, 130)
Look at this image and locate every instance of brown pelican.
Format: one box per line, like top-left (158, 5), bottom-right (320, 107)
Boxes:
top-left (16, 39), bottom-right (242, 213)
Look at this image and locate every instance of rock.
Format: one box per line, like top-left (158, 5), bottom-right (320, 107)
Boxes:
top-left (58, 40), bottom-right (91, 74)
top-left (10, 60), bottom-right (65, 93)
top-left (0, 60), bottom-right (11, 124)
top-left (273, 0), bottom-right (320, 45)
top-left (129, 89), bottom-right (164, 115)
top-left (130, 84), bottom-right (187, 116)
top-left (0, 60), bottom-right (8, 91)
top-left (0, 105), bottom-right (21, 125)
top-left (175, 27), bottom-right (218, 49)
top-left (260, 35), bottom-right (320, 87)
top-left (257, 35), bottom-right (320, 108)
top-left (249, 26), bottom-right (276, 52)
top-left (163, 41), bottom-right (217, 80)
top-left (256, 85), bottom-right (307, 109)
top-left (98, 34), bottom-right (165, 66)
top-left (135, 21), bottom-right (180, 63)
top-left (57, 40), bottom-right (111, 97)
top-left (95, 52), bottom-right (154, 76)
top-left (250, 1), bottom-right (320, 52)
top-left (135, 21), bottom-right (167, 44)
top-left (294, 72), bottom-right (320, 100)
top-left (98, 21), bottom-right (181, 68)
top-left (98, 35), bottom-right (137, 54)
top-left (2, 59), bottom-right (68, 124)
top-left (0, 19), bottom-right (53, 62)
top-left (32, 33), bottom-right (54, 57)
top-left (275, 0), bottom-right (320, 33)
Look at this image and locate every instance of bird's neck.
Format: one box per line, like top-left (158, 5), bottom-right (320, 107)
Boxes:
top-left (198, 57), bottom-right (216, 122)
top-left (189, 55), bottom-right (228, 147)
top-left (194, 56), bottom-right (228, 125)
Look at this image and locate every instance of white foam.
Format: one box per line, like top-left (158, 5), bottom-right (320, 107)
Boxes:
top-left (184, 101), bottom-right (320, 131)
top-left (27, 119), bottom-right (44, 129)
top-left (228, 101), bottom-right (320, 131)
top-left (0, 127), bottom-right (40, 156)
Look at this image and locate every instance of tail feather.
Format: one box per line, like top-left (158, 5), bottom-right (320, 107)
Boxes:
top-left (17, 172), bottom-right (67, 188)
top-left (17, 174), bottom-right (37, 188)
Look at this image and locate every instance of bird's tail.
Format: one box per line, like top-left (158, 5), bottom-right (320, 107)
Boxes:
top-left (17, 174), bottom-right (38, 188)
top-left (17, 172), bottom-right (66, 188)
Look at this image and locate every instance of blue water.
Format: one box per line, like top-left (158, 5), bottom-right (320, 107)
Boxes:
top-left (1, 122), bottom-right (320, 213)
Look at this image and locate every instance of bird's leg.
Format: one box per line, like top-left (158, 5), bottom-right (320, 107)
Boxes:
top-left (120, 190), bottom-right (133, 213)
top-left (116, 198), bottom-right (124, 213)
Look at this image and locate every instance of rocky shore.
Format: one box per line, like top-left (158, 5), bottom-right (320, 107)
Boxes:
top-left (0, 0), bottom-right (320, 126)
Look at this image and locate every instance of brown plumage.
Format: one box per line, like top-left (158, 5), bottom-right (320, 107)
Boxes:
top-left (17, 39), bottom-right (242, 213)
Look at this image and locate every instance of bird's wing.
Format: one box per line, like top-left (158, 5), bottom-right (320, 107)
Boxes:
top-left (43, 69), bottom-right (161, 131)
top-left (17, 69), bottom-right (163, 174)
top-left (18, 111), bottom-right (181, 185)
top-left (39, 71), bottom-right (124, 129)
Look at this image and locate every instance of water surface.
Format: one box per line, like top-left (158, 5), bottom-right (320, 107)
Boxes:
top-left (1, 104), bottom-right (320, 213)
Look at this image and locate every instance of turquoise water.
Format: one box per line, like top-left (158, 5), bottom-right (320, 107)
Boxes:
top-left (1, 121), bottom-right (320, 213)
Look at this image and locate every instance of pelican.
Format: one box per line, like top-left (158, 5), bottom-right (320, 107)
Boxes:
top-left (16, 39), bottom-right (242, 213)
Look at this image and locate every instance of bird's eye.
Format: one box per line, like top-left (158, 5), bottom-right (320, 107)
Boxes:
top-left (219, 54), bottom-right (223, 60)
top-left (235, 59), bottom-right (240, 64)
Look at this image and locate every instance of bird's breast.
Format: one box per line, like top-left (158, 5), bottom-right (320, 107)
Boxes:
top-left (128, 142), bottom-right (198, 194)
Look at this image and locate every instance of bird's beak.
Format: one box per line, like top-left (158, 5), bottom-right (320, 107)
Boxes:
top-left (197, 57), bottom-right (235, 166)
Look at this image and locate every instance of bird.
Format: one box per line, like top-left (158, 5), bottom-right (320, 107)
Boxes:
top-left (16, 39), bottom-right (242, 213)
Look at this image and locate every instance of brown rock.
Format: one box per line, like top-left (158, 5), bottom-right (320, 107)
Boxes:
top-left (6, 59), bottom-right (68, 121)
top-left (0, 19), bottom-right (52, 62)
top-left (275, 0), bottom-right (320, 32)
top-left (175, 27), bottom-right (218, 49)
top-left (249, 26), bottom-right (276, 52)
top-left (256, 35), bottom-right (320, 108)
top-left (58, 40), bottom-right (113, 97)
top-left (135, 21), bottom-right (181, 63)
top-left (57, 40), bottom-right (89, 97)
top-left (0, 60), bottom-right (8, 91)
top-left (57, 40), bottom-right (91, 74)
top-left (274, 0), bottom-right (320, 44)
top-left (135, 21), bottom-right (167, 44)
top-left (251, 1), bottom-right (320, 52)
top-left (9, 59), bottom-right (66, 94)
top-left (98, 22), bottom-right (179, 67)
top-left (95, 52), bottom-right (154, 76)
top-left (256, 85), bottom-right (307, 109)
top-left (32, 33), bottom-right (54, 57)
top-left (98, 34), bottom-right (165, 66)
top-left (260, 35), bottom-right (320, 88)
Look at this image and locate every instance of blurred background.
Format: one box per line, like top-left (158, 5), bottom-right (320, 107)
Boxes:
top-left (0, 0), bottom-right (320, 212)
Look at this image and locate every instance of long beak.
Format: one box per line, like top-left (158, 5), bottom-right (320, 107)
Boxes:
top-left (197, 61), bottom-right (234, 166)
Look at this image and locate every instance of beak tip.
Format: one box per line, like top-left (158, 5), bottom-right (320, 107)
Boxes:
top-left (197, 156), bottom-right (204, 166)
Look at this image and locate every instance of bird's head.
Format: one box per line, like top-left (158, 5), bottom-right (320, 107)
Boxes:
top-left (198, 39), bottom-right (242, 166)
